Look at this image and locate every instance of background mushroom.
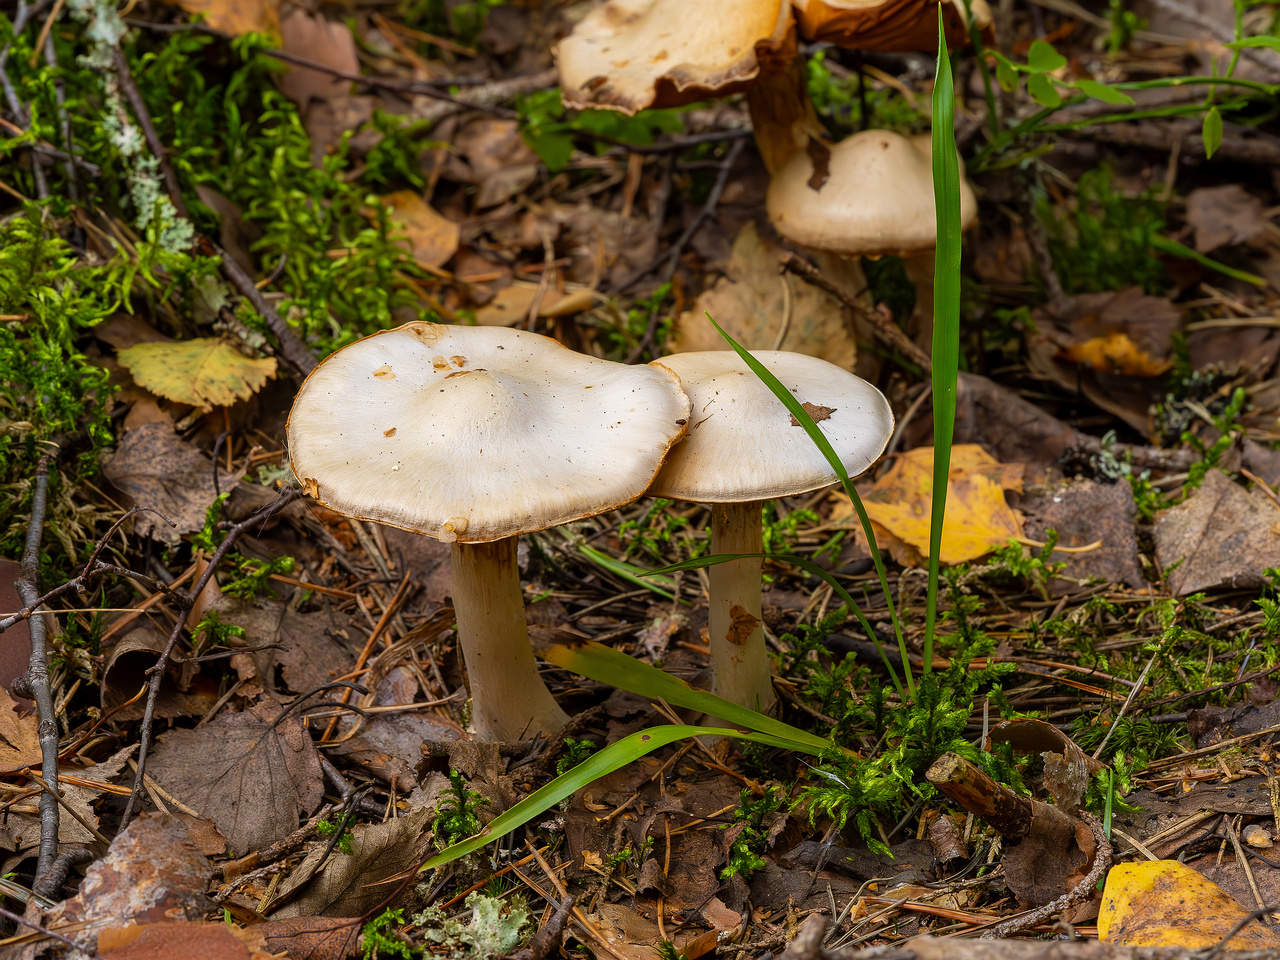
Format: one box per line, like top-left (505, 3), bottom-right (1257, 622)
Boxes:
top-left (647, 350), bottom-right (893, 713)
top-left (766, 128), bottom-right (978, 347)
top-left (288, 322), bottom-right (690, 740)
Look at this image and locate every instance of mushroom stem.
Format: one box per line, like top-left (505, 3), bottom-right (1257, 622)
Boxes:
top-left (708, 500), bottom-right (777, 714)
top-left (450, 539), bottom-right (570, 741)
top-left (746, 57), bottom-right (826, 176)
top-left (901, 250), bottom-right (936, 350)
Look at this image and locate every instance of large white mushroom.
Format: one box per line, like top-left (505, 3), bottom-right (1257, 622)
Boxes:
top-left (648, 351), bottom-right (893, 713)
top-left (288, 322), bottom-right (690, 740)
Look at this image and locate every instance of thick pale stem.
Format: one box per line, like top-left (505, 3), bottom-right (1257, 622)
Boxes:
top-left (708, 500), bottom-right (776, 714)
top-left (450, 539), bottom-right (569, 741)
top-left (902, 250), bottom-right (936, 351)
top-left (746, 57), bottom-right (825, 176)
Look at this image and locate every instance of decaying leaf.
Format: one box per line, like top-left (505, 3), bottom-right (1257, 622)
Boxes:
top-left (258, 915), bottom-right (363, 960)
top-left (0, 683), bottom-right (40, 774)
top-left (384, 190), bottom-right (460, 270)
top-left (1154, 468), bottom-right (1280, 597)
top-left (1185, 183), bottom-right (1267, 253)
top-left (853, 445), bottom-right (1024, 565)
top-left (99, 921), bottom-right (279, 959)
top-left (1100, 860), bottom-right (1280, 947)
top-left (473, 282), bottom-right (596, 326)
top-left (147, 699), bottom-right (323, 855)
top-left (670, 222), bottom-right (860, 369)
top-left (117, 338), bottom-right (276, 412)
top-left (43, 814), bottom-right (214, 954)
top-left (103, 422), bottom-right (219, 542)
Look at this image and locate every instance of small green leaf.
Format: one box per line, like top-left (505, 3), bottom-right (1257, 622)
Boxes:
top-left (1227, 35), bottom-right (1280, 51)
top-left (995, 57), bottom-right (1020, 93)
top-left (1027, 73), bottom-right (1063, 107)
top-left (1026, 39), bottom-right (1068, 73)
top-left (523, 131), bottom-right (575, 172)
top-left (1073, 79), bottom-right (1134, 105)
top-left (1202, 106), bottom-right (1223, 159)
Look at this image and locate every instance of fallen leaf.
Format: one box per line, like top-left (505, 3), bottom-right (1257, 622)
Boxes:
top-left (852, 445), bottom-right (1024, 565)
top-left (0, 683), bottom-right (40, 774)
top-left (258, 916), bottom-right (363, 960)
top-left (100, 921), bottom-right (278, 959)
top-left (147, 700), bottom-right (323, 855)
top-left (269, 807), bottom-right (432, 918)
top-left (670, 222), bottom-right (859, 369)
top-left (161, 0), bottom-right (280, 37)
top-left (117, 338), bottom-right (276, 412)
top-left (279, 9), bottom-right (357, 109)
top-left (43, 814), bottom-right (213, 954)
top-left (473, 282), bottom-right (594, 326)
top-left (1099, 860), bottom-right (1280, 947)
top-left (1154, 468), bottom-right (1280, 596)
top-left (383, 191), bottom-right (460, 269)
top-left (1060, 330), bottom-right (1172, 377)
top-left (1186, 184), bottom-right (1267, 253)
top-left (0, 559), bottom-right (31, 699)
top-left (1020, 479), bottom-right (1146, 596)
top-left (103, 423), bottom-right (218, 542)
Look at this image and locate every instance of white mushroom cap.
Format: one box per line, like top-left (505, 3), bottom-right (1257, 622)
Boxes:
top-left (288, 322), bottom-right (691, 542)
top-left (766, 129), bottom-right (978, 257)
top-left (556, 0), bottom-right (794, 114)
top-left (648, 351), bottom-right (893, 502)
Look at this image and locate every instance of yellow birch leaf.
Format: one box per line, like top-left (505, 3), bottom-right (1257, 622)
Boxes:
top-left (858, 445), bottom-right (1023, 565)
top-left (1099, 860), bottom-right (1280, 948)
top-left (117, 339), bottom-right (277, 413)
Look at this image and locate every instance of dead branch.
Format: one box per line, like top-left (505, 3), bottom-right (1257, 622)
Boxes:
top-left (217, 246), bottom-right (320, 377)
top-left (925, 752), bottom-right (1034, 840)
top-left (506, 895), bottom-right (576, 960)
top-left (12, 453), bottom-right (62, 895)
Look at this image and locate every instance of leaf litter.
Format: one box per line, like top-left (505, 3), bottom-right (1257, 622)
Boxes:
top-left (9, 0), bottom-right (1280, 957)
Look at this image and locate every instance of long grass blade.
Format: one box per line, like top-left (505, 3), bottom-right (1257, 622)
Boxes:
top-left (927, 12), bottom-right (963, 678)
top-left (705, 313), bottom-right (912, 697)
top-left (421, 724), bottom-right (816, 870)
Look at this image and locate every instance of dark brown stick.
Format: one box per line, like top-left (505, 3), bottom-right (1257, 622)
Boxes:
top-left (217, 245), bottom-right (319, 377)
top-left (112, 46), bottom-right (188, 220)
top-left (925, 752), bottom-right (1034, 841)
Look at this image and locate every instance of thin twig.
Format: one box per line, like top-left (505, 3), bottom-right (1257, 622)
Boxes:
top-left (119, 490), bottom-right (299, 829)
top-left (112, 45), bottom-right (188, 219)
top-left (780, 250), bottom-right (933, 373)
top-left (217, 245), bottom-right (319, 377)
top-left (0, 903), bottom-right (105, 959)
top-left (12, 453), bottom-right (61, 893)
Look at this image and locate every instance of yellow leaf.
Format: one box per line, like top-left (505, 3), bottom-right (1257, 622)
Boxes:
top-left (1099, 860), bottom-right (1280, 948)
top-left (856, 445), bottom-right (1023, 565)
top-left (383, 191), bottom-right (460, 270)
top-left (1060, 331), bottom-right (1172, 377)
top-left (117, 339), bottom-right (277, 413)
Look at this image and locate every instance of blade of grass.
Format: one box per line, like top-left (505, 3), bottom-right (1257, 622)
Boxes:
top-left (577, 543), bottom-right (682, 601)
top-left (420, 724), bottom-right (820, 870)
top-left (705, 312), bottom-right (912, 699)
top-left (647, 552), bottom-right (904, 696)
top-left (533, 630), bottom-right (845, 754)
top-left (1150, 233), bottom-right (1266, 287)
top-left (928, 10), bottom-right (962, 679)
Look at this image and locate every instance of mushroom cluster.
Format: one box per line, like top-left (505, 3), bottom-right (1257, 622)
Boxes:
top-left (556, 0), bottom-right (985, 346)
top-left (289, 324), bottom-right (894, 738)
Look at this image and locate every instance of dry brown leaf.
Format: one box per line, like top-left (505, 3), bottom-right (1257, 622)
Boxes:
top-left (100, 921), bottom-right (279, 959)
top-left (258, 916), bottom-right (363, 960)
top-left (670, 222), bottom-right (859, 368)
top-left (117, 338), bottom-right (276, 412)
top-left (1100, 860), bottom-right (1280, 947)
top-left (0, 683), bottom-right (41, 774)
top-left (853, 445), bottom-right (1024, 565)
top-left (279, 9), bottom-right (357, 109)
top-left (103, 423), bottom-right (219, 542)
top-left (162, 0), bottom-right (280, 37)
top-left (147, 700), bottom-right (323, 855)
top-left (474, 282), bottom-right (595, 326)
top-left (383, 190), bottom-right (460, 269)
top-left (1185, 183), bottom-right (1267, 253)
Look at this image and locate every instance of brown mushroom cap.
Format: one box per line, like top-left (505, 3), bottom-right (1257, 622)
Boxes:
top-left (287, 322), bottom-right (691, 543)
top-left (766, 129), bottom-right (978, 257)
top-left (793, 0), bottom-right (992, 51)
top-left (556, 0), bottom-right (794, 114)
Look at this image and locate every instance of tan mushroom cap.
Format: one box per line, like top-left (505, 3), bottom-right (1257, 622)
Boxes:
top-left (288, 322), bottom-right (691, 543)
top-left (556, 0), bottom-right (794, 114)
top-left (793, 0), bottom-right (993, 51)
top-left (766, 129), bottom-right (977, 257)
top-left (648, 351), bottom-right (893, 502)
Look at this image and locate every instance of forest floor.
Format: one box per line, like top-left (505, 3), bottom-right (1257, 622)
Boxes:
top-left (5, 0), bottom-right (1280, 958)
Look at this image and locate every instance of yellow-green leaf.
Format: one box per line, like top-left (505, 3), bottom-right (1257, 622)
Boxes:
top-left (118, 339), bottom-right (277, 412)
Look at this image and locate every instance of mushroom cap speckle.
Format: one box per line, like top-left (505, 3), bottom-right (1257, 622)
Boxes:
top-left (288, 323), bottom-right (691, 542)
top-left (766, 129), bottom-right (978, 257)
top-left (648, 351), bottom-right (893, 502)
top-left (556, 0), bottom-right (794, 115)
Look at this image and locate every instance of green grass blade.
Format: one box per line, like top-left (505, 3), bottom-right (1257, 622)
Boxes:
top-left (927, 11), bottom-right (963, 679)
top-left (1150, 233), bottom-right (1265, 287)
top-left (577, 543), bottom-right (681, 601)
top-left (534, 632), bottom-right (843, 753)
top-left (705, 312), bottom-right (912, 698)
top-left (648, 552), bottom-right (904, 696)
top-left (421, 724), bottom-right (815, 870)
